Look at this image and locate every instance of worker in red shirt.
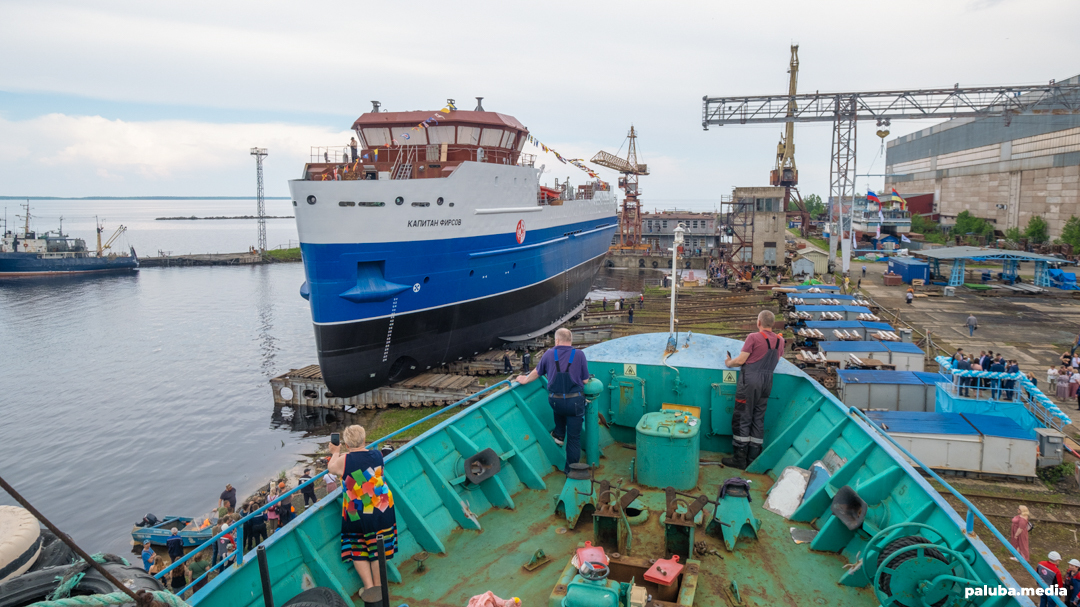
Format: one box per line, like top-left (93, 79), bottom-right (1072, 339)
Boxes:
top-left (723, 310), bottom-right (785, 469)
top-left (1037, 551), bottom-right (1064, 607)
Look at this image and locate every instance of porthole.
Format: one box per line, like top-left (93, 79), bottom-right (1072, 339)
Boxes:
top-left (292, 200), bottom-right (297, 207)
top-left (423, 276), bottom-right (430, 283)
top-left (307, 195), bottom-right (317, 205)
top-left (449, 202), bottom-right (455, 207)
top-left (437, 197), bottom-right (444, 206)
top-left (395, 196), bottom-right (404, 206)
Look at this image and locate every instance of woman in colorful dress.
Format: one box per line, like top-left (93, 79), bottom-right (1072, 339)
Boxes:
top-left (328, 425), bottom-right (397, 592)
top-left (1011, 505), bottom-right (1032, 562)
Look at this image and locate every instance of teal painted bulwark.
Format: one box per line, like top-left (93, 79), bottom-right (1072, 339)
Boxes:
top-left (192, 333), bottom-right (1038, 607)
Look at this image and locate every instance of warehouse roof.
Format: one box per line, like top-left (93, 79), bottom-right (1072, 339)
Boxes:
top-left (865, 411), bottom-right (1034, 440)
top-left (916, 246), bottom-right (1068, 263)
top-left (818, 341), bottom-right (924, 354)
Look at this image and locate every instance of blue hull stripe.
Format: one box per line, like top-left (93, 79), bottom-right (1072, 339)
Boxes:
top-left (301, 217), bottom-right (616, 325)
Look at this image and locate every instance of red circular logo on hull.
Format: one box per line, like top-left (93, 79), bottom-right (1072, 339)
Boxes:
top-left (516, 220), bottom-right (526, 244)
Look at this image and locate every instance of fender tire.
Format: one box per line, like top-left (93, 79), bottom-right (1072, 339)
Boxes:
top-left (0, 565), bottom-right (68, 607)
top-left (66, 561), bottom-right (164, 597)
top-left (28, 531), bottom-right (75, 572)
top-left (283, 587), bottom-right (350, 607)
top-left (0, 507), bottom-right (41, 583)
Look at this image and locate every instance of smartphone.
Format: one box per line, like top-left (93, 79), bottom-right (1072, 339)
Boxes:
top-left (330, 433), bottom-right (340, 446)
top-left (726, 351), bottom-right (733, 359)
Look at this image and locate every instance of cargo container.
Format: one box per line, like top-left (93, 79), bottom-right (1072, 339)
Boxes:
top-left (792, 305), bottom-right (873, 321)
top-left (804, 320), bottom-right (895, 340)
top-left (817, 340), bottom-right (926, 371)
top-left (887, 257), bottom-right (930, 284)
top-left (864, 411), bottom-right (1037, 478)
top-left (837, 370), bottom-right (945, 411)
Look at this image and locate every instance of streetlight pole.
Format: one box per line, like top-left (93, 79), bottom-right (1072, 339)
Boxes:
top-left (670, 225), bottom-right (685, 334)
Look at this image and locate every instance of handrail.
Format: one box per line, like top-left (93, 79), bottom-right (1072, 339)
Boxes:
top-left (935, 356), bottom-right (1070, 431)
top-left (159, 379), bottom-right (513, 595)
top-left (849, 406), bottom-right (1067, 607)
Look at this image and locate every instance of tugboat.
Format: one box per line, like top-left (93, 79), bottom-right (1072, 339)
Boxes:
top-left (0, 203), bottom-right (138, 277)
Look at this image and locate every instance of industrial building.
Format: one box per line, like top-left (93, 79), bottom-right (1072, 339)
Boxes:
top-left (885, 74), bottom-right (1080, 239)
top-left (640, 211), bottom-right (719, 254)
top-left (732, 186), bottom-right (787, 267)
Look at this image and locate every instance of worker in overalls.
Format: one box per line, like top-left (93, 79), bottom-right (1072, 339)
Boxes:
top-left (723, 310), bottom-right (785, 470)
top-left (516, 328), bottom-right (589, 473)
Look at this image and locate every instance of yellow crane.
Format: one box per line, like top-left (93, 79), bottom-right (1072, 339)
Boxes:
top-left (592, 126), bottom-right (649, 250)
top-left (772, 45), bottom-right (799, 187)
top-left (768, 45), bottom-right (812, 236)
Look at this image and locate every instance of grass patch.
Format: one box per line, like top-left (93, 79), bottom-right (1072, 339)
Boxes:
top-left (266, 247), bottom-right (302, 262)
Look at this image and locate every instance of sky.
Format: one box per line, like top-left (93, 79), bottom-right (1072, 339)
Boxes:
top-left (1, 0), bottom-right (1078, 210)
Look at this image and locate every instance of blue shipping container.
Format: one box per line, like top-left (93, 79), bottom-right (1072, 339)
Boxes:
top-left (888, 257), bottom-right (930, 284)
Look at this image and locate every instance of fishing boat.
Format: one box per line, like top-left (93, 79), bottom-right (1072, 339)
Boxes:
top-left (0, 203), bottom-right (138, 277)
top-left (131, 515), bottom-right (213, 548)
top-left (289, 101), bottom-right (618, 397)
top-left (169, 331), bottom-right (1052, 607)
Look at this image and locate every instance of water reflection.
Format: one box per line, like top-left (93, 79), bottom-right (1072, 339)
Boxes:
top-left (587, 267), bottom-right (657, 300)
top-left (271, 404), bottom-right (369, 435)
top-left (255, 266), bottom-right (280, 377)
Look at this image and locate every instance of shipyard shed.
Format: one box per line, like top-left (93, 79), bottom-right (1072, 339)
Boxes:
top-left (818, 340), bottom-right (926, 371)
top-left (887, 257), bottom-right (930, 284)
top-left (793, 305), bottom-right (873, 321)
top-left (791, 256), bottom-right (816, 277)
top-left (804, 320), bottom-right (896, 340)
top-left (837, 370), bottom-right (945, 412)
top-left (864, 411), bottom-right (1037, 478)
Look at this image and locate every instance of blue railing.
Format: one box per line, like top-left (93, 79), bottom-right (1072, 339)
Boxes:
top-left (850, 406), bottom-right (1066, 607)
top-left (156, 379), bottom-right (512, 596)
top-left (935, 356), bottom-right (1070, 433)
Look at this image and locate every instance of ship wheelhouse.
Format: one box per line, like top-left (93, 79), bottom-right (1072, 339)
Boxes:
top-left (304, 109), bottom-right (533, 182)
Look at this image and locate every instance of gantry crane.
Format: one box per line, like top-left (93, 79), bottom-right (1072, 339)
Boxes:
top-left (704, 76), bottom-right (1080, 272)
top-left (592, 127), bottom-right (649, 251)
top-left (769, 45), bottom-right (811, 236)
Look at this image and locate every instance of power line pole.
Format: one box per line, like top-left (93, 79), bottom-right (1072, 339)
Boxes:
top-left (251, 147), bottom-right (268, 254)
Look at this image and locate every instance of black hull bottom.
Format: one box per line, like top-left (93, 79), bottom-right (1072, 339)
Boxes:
top-left (314, 255), bottom-right (605, 397)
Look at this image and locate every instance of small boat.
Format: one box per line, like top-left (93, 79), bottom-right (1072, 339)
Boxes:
top-left (131, 515), bottom-right (213, 548)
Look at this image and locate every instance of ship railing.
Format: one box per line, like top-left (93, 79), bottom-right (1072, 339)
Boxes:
top-left (156, 380), bottom-right (513, 597)
top-left (935, 356), bottom-right (1070, 434)
top-left (310, 146), bottom-right (351, 164)
top-left (851, 406), bottom-right (1068, 607)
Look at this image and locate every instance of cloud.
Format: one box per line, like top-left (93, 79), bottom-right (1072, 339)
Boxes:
top-left (0, 114), bottom-right (351, 195)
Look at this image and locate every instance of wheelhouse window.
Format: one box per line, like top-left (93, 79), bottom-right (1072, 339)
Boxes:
top-left (362, 128), bottom-right (391, 147)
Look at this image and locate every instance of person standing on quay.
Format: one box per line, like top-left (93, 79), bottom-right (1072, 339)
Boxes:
top-left (966, 314), bottom-right (978, 337)
top-left (218, 484), bottom-right (236, 513)
top-left (628, 307), bottom-right (634, 324)
top-left (1010, 505), bottom-right (1031, 562)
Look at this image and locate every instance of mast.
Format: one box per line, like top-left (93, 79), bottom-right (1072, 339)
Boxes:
top-left (96, 216), bottom-right (103, 256)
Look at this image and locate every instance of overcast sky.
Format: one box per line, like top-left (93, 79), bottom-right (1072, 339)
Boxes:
top-left (1, 0), bottom-right (1077, 209)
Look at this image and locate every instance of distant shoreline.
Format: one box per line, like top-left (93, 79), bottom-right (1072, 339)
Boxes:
top-left (0, 196), bottom-right (292, 200)
top-left (156, 215), bottom-right (295, 220)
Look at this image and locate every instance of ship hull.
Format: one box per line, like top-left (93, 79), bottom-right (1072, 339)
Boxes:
top-left (290, 160), bottom-right (618, 396)
top-left (314, 252), bottom-right (605, 396)
top-left (0, 252), bottom-right (138, 277)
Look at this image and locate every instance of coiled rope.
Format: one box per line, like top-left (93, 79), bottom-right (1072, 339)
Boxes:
top-left (31, 590), bottom-right (190, 607)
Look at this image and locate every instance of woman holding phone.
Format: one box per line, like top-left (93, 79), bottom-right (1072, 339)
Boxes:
top-left (328, 425), bottom-right (397, 593)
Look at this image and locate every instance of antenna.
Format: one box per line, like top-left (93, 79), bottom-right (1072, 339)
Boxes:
top-left (371, 101), bottom-right (381, 113)
top-left (251, 148), bottom-right (268, 254)
top-left (474, 97), bottom-right (485, 111)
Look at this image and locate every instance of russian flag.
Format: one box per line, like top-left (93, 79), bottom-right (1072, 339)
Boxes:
top-left (866, 191), bottom-right (881, 204)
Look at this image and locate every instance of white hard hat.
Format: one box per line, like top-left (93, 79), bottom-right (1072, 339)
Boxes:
top-left (1050, 551), bottom-right (1062, 561)
top-left (1070, 559), bottom-right (1080, 567)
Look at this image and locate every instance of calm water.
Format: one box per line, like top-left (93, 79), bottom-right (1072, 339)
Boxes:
top-left (0, 201), bottom-right (648, 555)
